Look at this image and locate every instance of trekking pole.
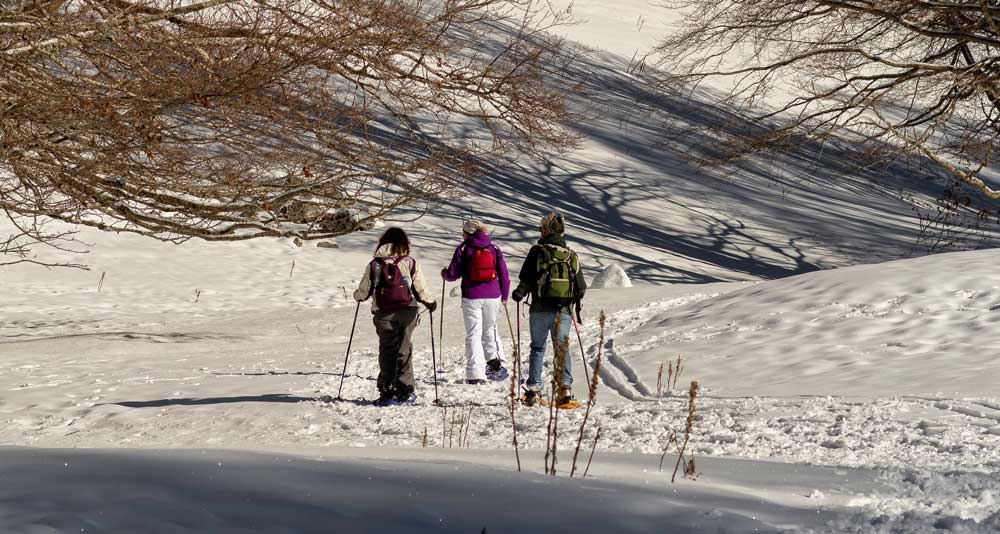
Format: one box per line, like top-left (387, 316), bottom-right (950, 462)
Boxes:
top-left (502, 302), bottom-right (519, 387)
top-left (570, 312), bottom-right (594, 392)
top-left (429, 304), bottom-right (440, 404)
top-left (439, 278), bottom-right (447, 371)
top-left (336, 302), bottom-right (361, 400)
top-left (516, 302), bottom-right (523, 389)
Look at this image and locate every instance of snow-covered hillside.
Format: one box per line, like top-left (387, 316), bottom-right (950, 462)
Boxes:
top-left (3, 245), bottom-right (999, 531)
top-left (3, 1), bottom-right (1000, 533)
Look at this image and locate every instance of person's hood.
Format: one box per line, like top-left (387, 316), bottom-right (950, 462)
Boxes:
top-left (537, 233), bottom-right (567, 247)
top-left (374, 244), bottom-right (405, 258)
top-left (465, 230), bottom-right (493, 249)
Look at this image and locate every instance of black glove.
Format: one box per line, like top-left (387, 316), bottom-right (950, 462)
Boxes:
top-left (511, 289), bottom-right (524, 302)
top-left (575, 301), bottom-right (583, 324)
top-left (440, 268), bottom-right (447, 279)
top-left (424, 300), bottom-right (438, 313)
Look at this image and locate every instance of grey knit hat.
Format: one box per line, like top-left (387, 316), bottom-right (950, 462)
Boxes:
top-left (540, 212), bottom-right (565, 236)
top-left (463, 219), bottom-right (486, 234)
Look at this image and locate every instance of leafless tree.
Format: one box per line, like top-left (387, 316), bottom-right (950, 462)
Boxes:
top-left (1, 0), bottom-right (575, 266)
top-left (656, 0), bottom-right (1000, 218)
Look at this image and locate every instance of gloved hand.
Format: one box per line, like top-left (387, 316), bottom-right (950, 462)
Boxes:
top-left (424, 300), bottom-right (438, 313)
top-left (511, 289), bottom-right (524, 302)
top-left (440, 268), bottom-right (447, 279)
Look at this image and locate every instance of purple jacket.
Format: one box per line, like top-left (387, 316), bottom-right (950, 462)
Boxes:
top-left (442, 230), bottom-right (510, 300)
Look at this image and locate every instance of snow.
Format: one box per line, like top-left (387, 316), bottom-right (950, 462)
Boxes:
top-left (591, 264), bottom-right (633, 289)
top-left (3, 0), bottom-right (1000, 532)
top-left (0, 447), bottom-right (892, 534)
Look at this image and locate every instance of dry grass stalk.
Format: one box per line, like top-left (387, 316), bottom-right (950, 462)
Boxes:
top-left (507, 318), bottom-right (522, 471)
top-left (97, 271), bottom-right (106, 293)
top-left (441, 406), bottom-right (447, 449)
top-left (656, 361), bottom-right (664, 397)
top-left (571, 310), bottom-right (605, 477)
top-left (658, 430), bottom-right (679, 472)
top-left (449, 411), bottom-right (459, 448)
top-left (544, 314), bottom-right (561, 474)
top-left (461, 407), bottom-right (474, 448)
top-left (582, 426), bottom-right (602, 478)
top-left (673, 356), bottom-right (684, 390)
top-left (422, 426), bottom-right (428, 448)
top-left (671, 381), bottom-right (700, 483)
top-left (546, 318), bottom-right (571, 476)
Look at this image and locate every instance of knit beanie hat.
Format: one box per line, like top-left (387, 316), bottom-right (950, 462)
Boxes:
top-left (463, 219), bottom-right (486, 234)
top-left (540, 212), bottom-right (565, 236)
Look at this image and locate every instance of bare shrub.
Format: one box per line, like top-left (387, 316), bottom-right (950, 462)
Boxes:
top-left (658, 380), bottom-right (700, 483)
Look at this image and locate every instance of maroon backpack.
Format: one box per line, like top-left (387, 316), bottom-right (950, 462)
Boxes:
top-left (371, 256), bottom-right (414, 311)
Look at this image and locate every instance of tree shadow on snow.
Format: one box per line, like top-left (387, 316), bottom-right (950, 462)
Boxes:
top-left (377, 26), bottom-right (1000, 284)
top-left (110, 394), bottom-right (317, 408)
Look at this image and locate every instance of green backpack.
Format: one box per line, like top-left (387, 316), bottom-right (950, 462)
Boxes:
top-left (536, 244), bottom-right (579, 302)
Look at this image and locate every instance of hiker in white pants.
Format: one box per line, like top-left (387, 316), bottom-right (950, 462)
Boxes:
top-left (441, 219), bottom-right (511, 384)
top-left (461, 297), bottom-right (506, 381)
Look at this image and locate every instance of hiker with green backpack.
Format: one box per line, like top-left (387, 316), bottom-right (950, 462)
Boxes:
top-left (510, 212), bottom-right (587, 409)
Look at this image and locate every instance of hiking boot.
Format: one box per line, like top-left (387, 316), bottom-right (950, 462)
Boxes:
top-left (522, 390), bottom-right (544, 406)
top-left (393, 387), bottom-right (416, 404)
top-left (373, 390), bottom-right (396, 407)
top-left (466, 379), bottom-right (486, 385)
top-left (485, 359), bottom-right (509, 381)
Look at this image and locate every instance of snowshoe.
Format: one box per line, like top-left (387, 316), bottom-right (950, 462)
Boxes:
top-left (556, 396), bottom-right (581, 410)
top-left (485, 359), bottom-right (509, 381)
top-left (556, 386), bottom-right (581, 409)
top-left (521, 390), bottom-right (546, 407)
top-left (466, 379), bottom-right (486, 385)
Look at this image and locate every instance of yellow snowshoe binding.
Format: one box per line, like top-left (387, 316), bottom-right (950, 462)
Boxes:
top-left (556, 387), bottom-right (581, 409)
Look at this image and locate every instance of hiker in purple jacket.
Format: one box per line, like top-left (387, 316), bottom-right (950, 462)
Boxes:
top-left (441, 219), bottom-right (511, 384)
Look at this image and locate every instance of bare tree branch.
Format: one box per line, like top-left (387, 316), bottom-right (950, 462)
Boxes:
top-left (1, 0), bottom-right (577, 265)
top-left (656, 0), bottom-right (1000, 205)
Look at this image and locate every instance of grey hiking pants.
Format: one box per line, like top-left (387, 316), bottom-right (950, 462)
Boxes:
top-left (373, 307), bottom-right (419, 394)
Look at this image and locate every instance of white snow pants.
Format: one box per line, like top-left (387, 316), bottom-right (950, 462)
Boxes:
top-left (461, 297), bottom-right (506, 380)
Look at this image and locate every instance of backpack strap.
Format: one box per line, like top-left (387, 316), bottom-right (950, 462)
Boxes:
top-left (490, 244), bottom-right (501, 268)
top-left (367, 258), bottom-right (383, 297)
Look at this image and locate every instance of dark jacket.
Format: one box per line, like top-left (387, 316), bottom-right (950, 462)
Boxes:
top-left (514, 234), bottom-right (587, 313)
top-left (442, 230), bottom-right (510, 300)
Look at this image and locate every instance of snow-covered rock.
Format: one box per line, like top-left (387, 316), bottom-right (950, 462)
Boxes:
top-left (591, 264), bottom-right (632, 289)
